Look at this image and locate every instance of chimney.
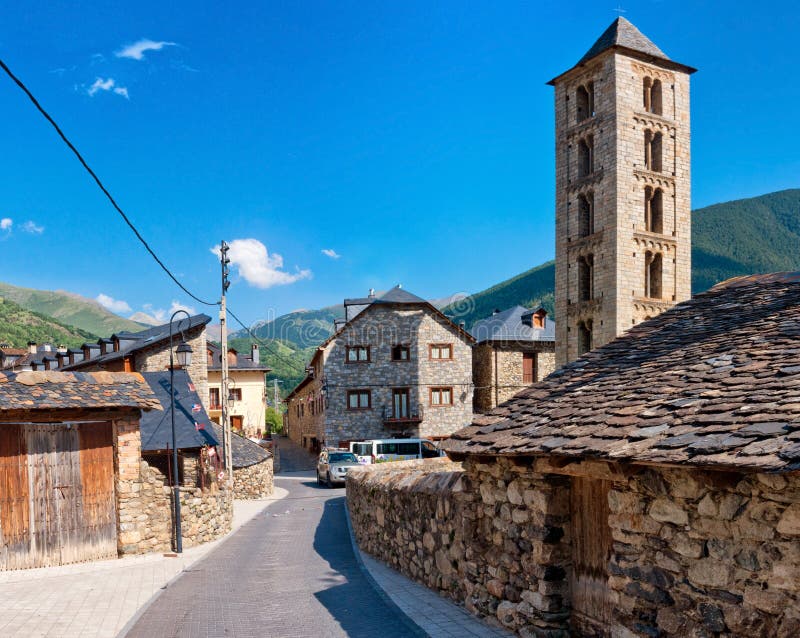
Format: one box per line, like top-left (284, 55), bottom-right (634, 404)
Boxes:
top-left (28, 341), bottom-right (36, 354)
top-left (57, 344), bottom-right (67, 354)
top-left (368, 288), bottom-right (376, 299)
top-left (492, 309), bottom-right (501, 316)
top-left (251, 343), bottom-right (259, 363)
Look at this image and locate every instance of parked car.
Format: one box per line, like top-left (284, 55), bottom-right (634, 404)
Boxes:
top-left (349, 439), bottom-right (444, 464)
top-left (316, 449), bottom-right (361, 487)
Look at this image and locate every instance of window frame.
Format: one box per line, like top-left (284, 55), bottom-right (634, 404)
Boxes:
top-left (229, 388), bottom-right (242, 402)
top-left (345, 345), bottom-right (371, 363)
top-left (346, 389), bottom-right (372, 410)
top-left (391, 344), bottom-right (411, 362)
top-left (429, 386), bottom-right (454, 407)
top-left (428, 343), bottom-right (453, 361)
top-left (209, 387), bottom-right (221, 410)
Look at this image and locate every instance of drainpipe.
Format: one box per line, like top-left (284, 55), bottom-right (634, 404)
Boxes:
top-left (494, 347), bottom-right (499, 408)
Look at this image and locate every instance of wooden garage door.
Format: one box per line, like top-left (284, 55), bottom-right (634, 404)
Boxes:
top-left (570, 477), bottom-right (613, 633)
top-left (0, 422), bottom-right (117, 569)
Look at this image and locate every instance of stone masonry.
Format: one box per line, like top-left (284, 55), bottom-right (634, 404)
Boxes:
top-left (347, 456), bottom-right (800, 637)
top-left (473, 343), bottom-right (556, 413)
top-left (233, 457), bottom-right (274, 500)
top-left (553, 22), bottom-right (694, 366)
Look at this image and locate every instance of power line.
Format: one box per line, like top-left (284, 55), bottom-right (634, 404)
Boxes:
top-left (227, 308), bottom-right (307, 372)
top-left (0, 57), bottom-right (218, 308)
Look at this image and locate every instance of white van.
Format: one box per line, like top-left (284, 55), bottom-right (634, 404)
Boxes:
top-left (349, 439), bottom-right (444, 464)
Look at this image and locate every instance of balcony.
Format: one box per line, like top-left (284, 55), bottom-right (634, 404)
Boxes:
top-left (383, 405), bottom-right (423, 428)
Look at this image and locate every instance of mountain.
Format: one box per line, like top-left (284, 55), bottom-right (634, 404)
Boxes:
top-left (0, 296), bottom-right (97, 349)
top-left (0, 282), bottom-right (145, 336)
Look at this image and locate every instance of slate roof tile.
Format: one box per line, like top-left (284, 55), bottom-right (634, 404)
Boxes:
top-left (444, 273), bottom-right (800, 473)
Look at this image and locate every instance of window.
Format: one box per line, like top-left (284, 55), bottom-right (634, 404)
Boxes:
top-left (578, 192), bottom-right (594, 237)
top-left (429, 344), bottom-right (453, 360)
top-left (577, 320), bottom-right (593, 356)
top-left (644, 130), bottom-right (663, 172)
top-left (523, 353), bottom-right (536, 384)
top-left (209, 387), bottom-right (221, 409)
top-left (391, 344), bottom-right (410, 361)
top-left (576, 82), bottom-right (594, 122)
top-left (644, 187), bottom-right (664, 233)
top-left (229, 388), bottom-right (242, 402)
top-left (347, 389), bottom-right (371, 410)
top-left (578, 254), bottom-right (594, 302)
top-left (643, 77), bottom-right (663, 116)
top-left (346, 345), bottom-right (370, 362)
top-left (578, 136), bottom-right (594, 178)
top-left (645, 252), bottom-right (663, 299)
top-left (392, 388), bottom-right (410, 418)
top-left (430, 387), bottom-right (453, 406)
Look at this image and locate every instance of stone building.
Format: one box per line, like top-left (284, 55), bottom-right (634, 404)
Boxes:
top-left (351, 272), bottom-right (800, 637)
top-left (471, 306), bottom-right (555, 413)
top-left (552, 17), bottom-right (696, 366)
top-left (207, 342), bottom-right (270, 438)
top-left (285, 286), bottom-right (475, 451)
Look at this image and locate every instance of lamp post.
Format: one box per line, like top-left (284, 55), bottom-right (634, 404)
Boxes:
top-left (169, 310), bottom-right (193, 554)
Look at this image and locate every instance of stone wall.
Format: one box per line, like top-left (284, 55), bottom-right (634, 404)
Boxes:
top-left (473, 343), bottom-right (556, 414)
top-left (347, 456), bottom-right (800, 637)
top-left (115, 417), bottom-right (232, 555)
top-left (233, 457), bottom-right (274, 500)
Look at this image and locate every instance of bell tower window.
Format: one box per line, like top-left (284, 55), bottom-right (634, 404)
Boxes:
top-left (645, 251), bottom-right (663, 299)
top-left (578, 136), bottom-right (594, 178)
top-left (644, 130), bottom-right (663, 172)
top-left (643, 77), bottom-right (663, 116)
top-left (644, 187), bottom-right (664, 233)
top-left (576, 82), bottom-right (595, 122)
top-left (578, 192), bottom-right (595, 237)
top-left (577, 320), bottom-right (593, 355)
top-left (578, 254), bottom-right (594, 302)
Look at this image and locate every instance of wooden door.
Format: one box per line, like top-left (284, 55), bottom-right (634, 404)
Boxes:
top-left (0, 425), bottom-right (31, 570)
top-left (522, 353), bottom-right (535, 384)
top-left (231, 415), bottom-right (243, 431)
top-left (392, 389), bottom-right (409, 418)
top-left (77, 422), bottom-right (117, 562)
top-left (570, 477), bottom-right (613, 632)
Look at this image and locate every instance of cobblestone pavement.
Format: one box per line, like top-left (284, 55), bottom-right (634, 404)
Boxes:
top-left (126, 438), bottom-right (424, 638)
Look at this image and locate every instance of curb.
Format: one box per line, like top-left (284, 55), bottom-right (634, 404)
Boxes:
top-left (343, 500), bottom-right (430, 638)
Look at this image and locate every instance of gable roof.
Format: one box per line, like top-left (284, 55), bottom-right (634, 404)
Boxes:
top-left (139, 369), bottom-right (219, 451)
top-left (63, 314), bottom-right (211, 370)
top-left (548, 17), bottom-right (696, 85)
top-left (471, 305), bottom-right (555, 344)
top-left (444, 273), bottom-right (800, 473)
top-left (0, 370), bottom-right (161, 411)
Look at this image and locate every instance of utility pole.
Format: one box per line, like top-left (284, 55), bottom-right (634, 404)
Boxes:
top-left (219, 240), bottom-right (233, 476)
top-left (273, 379), bottom-right (281, 416)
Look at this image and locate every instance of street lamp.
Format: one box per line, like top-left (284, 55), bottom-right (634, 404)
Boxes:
top-left (169, 310), bottom-right (193, 553)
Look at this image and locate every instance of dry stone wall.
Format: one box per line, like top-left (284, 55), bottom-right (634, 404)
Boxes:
top-left (347, 456), bottom-right (800, 637)
top-left (233, 458), bottom-right (274, 499)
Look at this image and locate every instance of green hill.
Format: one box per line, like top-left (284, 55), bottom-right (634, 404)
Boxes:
top-left (0, 282), bottom-right (144, 336)
top-left (0, 297), bottom-right (97, 349)
top-left (242, 305), bottom-right (344, 349)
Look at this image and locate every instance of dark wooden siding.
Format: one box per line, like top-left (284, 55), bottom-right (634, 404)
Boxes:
top-left (0, 425), bottom-right (30, 569)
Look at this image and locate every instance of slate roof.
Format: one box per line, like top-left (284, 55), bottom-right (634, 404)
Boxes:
top-left (548, 17), bottom-right (696, 85)
top-left (444, 273), bottom-right (800, 473)
top-left (207, 342), bottom-right (270, 372)
top-left (139, 370), bottom-right (220, 451)
top-left (210, 423), bottom-right (271, 468)
top-left (471, 306), bottom-right (555, 344)
top-left (62, 314), bottom-right (211, 370)
top-left (0, 371), bottom-right (162, 411)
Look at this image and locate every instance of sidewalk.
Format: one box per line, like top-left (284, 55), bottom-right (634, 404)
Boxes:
top-left (0, 490), bottom-right (287, 638)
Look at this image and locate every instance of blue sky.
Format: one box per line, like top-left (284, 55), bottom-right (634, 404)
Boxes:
top-left (1, 1), bottom-right (798, 324)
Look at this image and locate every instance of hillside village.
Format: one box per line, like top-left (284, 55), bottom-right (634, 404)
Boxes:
top-left (0, 11), bottom-right (798, 638)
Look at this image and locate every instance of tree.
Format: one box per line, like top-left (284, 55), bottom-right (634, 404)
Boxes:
top-left (265, 407), bottom-right (283, 435)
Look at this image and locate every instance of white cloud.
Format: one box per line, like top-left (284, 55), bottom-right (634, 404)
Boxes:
top-left (96, 294), bottom-right (132, 314)
top-left (116, 39), bottom-right (177, 61)
top-left (87, 77), bottom-right (129, 99)
top-left (0, 218), bottom-right (12, 231)
top-left (321, 248), bottom-right (341, 259)
top-left (210, 238), bottom-right (311, 289)
top-left (139, 300), bottom-right (197, 324)
top-left (21, 221), bottom-right (44, 234)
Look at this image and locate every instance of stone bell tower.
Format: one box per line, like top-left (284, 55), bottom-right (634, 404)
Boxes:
top-left (551, 17), bottom-right (696, 366)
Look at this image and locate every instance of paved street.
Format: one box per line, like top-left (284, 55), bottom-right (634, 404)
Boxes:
top-left (126, 438), bottom-right (424, 638)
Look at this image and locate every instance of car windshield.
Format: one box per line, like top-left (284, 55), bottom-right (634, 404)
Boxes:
top-left (328, 453), bottom-right (358, 463)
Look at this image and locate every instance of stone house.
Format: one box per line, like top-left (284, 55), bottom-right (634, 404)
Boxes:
top-left (210, 423), bottom-right (274, 499)
top-left (0, 370), bottom-right (161, 569)
top-left (207, 342), bottom-right (270, 438)
top-left (61, 314), bottom-right (212, 410)
top-left (471, 306), bottom-right (556, 413)
top-left (285, 286), bottom-right (475, 451)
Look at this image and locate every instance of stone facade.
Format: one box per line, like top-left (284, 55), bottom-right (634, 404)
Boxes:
top-left (115, 415), bottom-right (232, 554)
top-left (554, 31), bottom-right (693, 366)
top-left (473, 343), bottom-right (556, 413)
top-left (347, 456), bottom-right (800, 637)
top-left (233, 457), bottom-right (274, 500)
top-left (287, 300), bottom-right (474, 449)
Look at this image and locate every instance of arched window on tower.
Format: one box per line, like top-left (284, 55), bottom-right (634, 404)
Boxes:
top-left (643, 77), bottom-right (663, 116)
top-left (577, 319), bottom-right (593, 355)
top-left (644, 187), bottom-right (664, 234)
top-left (578, 254), bottom-right (594, 302)
top-left (578, 192), bottom-right (594, 237)
top-left (576, 82), bottom-right (594, 122)
top-left (645, 251), bottom-right (663, 299)
top-left (578, 136), bottom-right (594, 178)
top-left (644, 130), bottom-right (663, 172)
